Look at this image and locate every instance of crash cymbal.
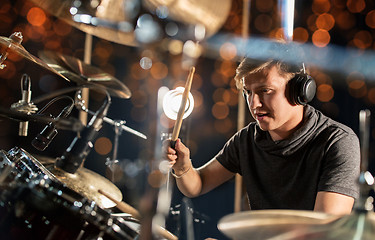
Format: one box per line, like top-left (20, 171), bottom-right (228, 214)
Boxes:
top-left (29, 0), bottom-right (137, 46)
top-left (39, 50), bottom-right (131, 99)
top-left (219, 209), bottom-right (375, 240)
top-left (39, 156), bottom-right (123, 209)
top-left (0, 32), bottom-right (69, 81)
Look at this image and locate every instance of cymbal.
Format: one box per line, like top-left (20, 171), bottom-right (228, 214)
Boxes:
top-left (143, 0), bottom-right (232, 38)
top-left (0, 33), bottom-right (70, 81)
top-left (39, 50), bottom-right (131, 99)
top-left (39, 156), bottom-right (123, 209)
top-left (218, 209), bottom-right (375, 240)
top-left (29, 0), bottom-right (137, 46)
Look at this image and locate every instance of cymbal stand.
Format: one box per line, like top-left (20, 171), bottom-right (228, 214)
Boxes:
top-left (105, 120), bottom-right (124, 182)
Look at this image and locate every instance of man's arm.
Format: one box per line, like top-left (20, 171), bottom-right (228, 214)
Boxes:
top-left (165, 139), bottom-right (235, 197)
top-left (314, 191), bottom-right (354, 215)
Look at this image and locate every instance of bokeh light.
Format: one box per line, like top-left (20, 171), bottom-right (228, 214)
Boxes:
top-left (26, 7), bottom-right (46, 27)
top-left (94, 137), bottom-right (113, 155)
top-left (312, 29), bottom-right (330, 47)
top-left (316, 84), bottom-right (334, 102)
top-left (316, 13), bottom-right (335, 31)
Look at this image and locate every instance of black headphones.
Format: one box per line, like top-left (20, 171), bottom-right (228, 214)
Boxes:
top-left (287, 65), bottom-right (316, 105)
top-left (242, 63), bottom-right (316, 106)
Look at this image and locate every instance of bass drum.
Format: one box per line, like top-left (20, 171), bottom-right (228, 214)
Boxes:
top-left (0, 147), bottom-right (138, 240)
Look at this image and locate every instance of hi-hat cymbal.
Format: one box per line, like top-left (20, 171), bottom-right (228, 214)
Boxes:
top-left (39, 50), bottom-right (131, 99)
top-left (218, 209), bottom-right (375, 240)
top-left (0, 32), bottom-right (69, 81)
top-left (39, 156), bottom-right (123, 209)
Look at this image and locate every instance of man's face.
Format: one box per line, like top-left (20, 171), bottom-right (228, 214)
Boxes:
top-left (243, 65), bottom-right (303, 140)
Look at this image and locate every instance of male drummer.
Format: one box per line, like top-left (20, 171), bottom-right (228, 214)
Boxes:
top-left (164, 53), bottom-right (360, 215)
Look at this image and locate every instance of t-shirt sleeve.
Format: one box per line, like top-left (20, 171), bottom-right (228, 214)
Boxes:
top-left (318, 130), bottom-right (361, 199)
top-left (215, 131), bottom-right (243, 174)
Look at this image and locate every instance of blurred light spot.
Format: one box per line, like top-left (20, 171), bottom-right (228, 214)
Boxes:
top-left (312, 0), bottom-right (331, 14)
top-left (312, 29), bottom-right (330, 47)
top-left (316, 84), bottom-right (334, 102)
top-left (316, 13), bottom-right (335, 30)
top-left (214, 118), bottom-right (233, 134)
top-left (336, 11), bottom-right (355, 30)
top-left (212, 102), bottom-right (229, 119)
top-left (194, 24), bottom-right (206, 41)
top-left (27, 7), bottom-right (46, 26)
top-left (44, 36), bottom-right (62, 50)
top-left (269, 27), bottom-right (285, 39)
top-left (148, 170), bottom-right (166, 188)
top-left (183, 40), bottom-right (202, 59)
top-left (94, 137), bottom-right (112, 155)
top-left (219, 61), bottom-right (236, 78)
top-left (140, 57), bottom-right (152, 70)
top-left (150, 62), bottom-right (168, 80)
top-left (254, 14), bottom-right (273, 33)
top-left (353, 31), bottom-right (372, 49)
top-left (293, 27), bottom-right (309, 43)
top-left (219, 42), bottom-right (237, 60)
top-left (348, 80), bottom-right (367, 98)
top-left (168, 40), bottom-right (183, 55)
top-left (223, 89), bottom-right (238, 106)
top-left (163, 87), bottom-right (194, 120)
top-left (346, 0), bottom-right (365, 13)
top-left (156, 5), bottom-right (169, 19)
top-left (165, 22), bottom-right (178, 37)
top-left (366, 10), bottom-right (375, 29)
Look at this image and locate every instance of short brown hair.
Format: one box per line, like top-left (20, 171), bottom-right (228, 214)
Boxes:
top-left (234, 58), bottom-right (302, 90)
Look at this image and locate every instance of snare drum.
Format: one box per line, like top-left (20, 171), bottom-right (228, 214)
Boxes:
top-left (0, 147), bottom-right (138, 240)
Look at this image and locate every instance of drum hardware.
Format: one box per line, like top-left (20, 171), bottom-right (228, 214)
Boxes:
top-left (75, 89), bottom-right (147, 140)
top-left (99, 189), bottom-right (178, 240)
top-left (218, 110), bottom-right (375, 240)
top-left (32, 98), bottom-right (75, 151)
top-left (10, 74), bottom-right (38, 137)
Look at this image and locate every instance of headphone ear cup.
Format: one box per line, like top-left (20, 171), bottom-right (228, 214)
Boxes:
top-left (288, 74), bottom-right (316, 105)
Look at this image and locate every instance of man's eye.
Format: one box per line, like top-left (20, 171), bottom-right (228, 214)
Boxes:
top-left (262, 89), bottom-right (271, 93)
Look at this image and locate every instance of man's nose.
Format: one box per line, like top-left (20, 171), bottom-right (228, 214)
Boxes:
top-left (249, 93), bottom-right (262, 109)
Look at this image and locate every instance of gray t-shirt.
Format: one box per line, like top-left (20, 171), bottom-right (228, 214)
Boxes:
top-left (216, 105), bottom-right (360, 210)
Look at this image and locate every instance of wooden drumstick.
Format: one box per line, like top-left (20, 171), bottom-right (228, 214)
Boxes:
top-left (98, 189), bottom-right (178, 240)
top-left (98, 189), bottom-right (140, 219)
top-left (171, 66), bottom-right (195, 147)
